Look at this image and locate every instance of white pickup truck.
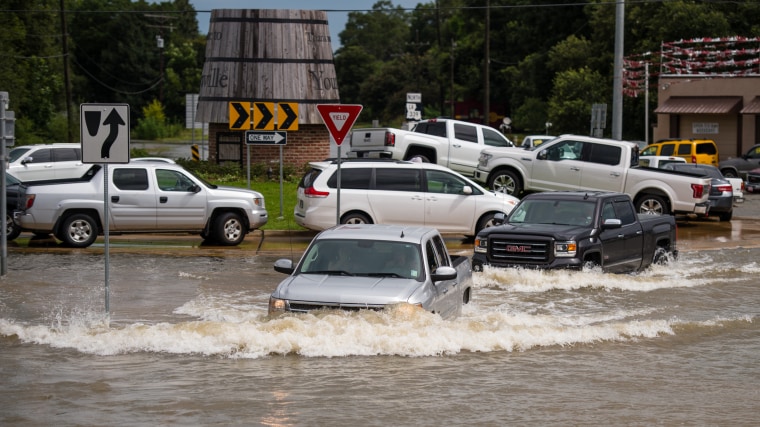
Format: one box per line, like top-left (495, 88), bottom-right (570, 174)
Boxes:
top-left (348, 118), bottom-right (515, 176)
top-left (14, 162), bottom-right (269, 248)
top-left (473, 134), bottom-right (712, 216)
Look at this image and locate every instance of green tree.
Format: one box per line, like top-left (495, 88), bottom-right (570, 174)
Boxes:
top-left (548, 67), bottom-right (606, 135)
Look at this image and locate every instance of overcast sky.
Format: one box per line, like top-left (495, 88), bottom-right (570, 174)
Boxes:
top-left (188, 1), bottom-right (420, 51)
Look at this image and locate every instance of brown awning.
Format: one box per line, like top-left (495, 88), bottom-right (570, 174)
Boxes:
top-left (740, 97), bottom-right (760, 114)
top-left (654, 96), bottom-right (743, 114)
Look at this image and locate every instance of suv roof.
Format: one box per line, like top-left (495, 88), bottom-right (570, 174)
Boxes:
top-left (318, 223), bottom-right (437, 242)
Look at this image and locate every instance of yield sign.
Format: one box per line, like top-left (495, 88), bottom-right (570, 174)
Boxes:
top-left (317, 104), bottom-right (363, 146)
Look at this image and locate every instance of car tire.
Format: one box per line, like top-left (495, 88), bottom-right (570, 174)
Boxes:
top-left (488, 169), bottom-right (521, 195)
top-left (341, 212), bottom-right (372, 225)
top-left (475, 212), bottom-right (499, 235)
top-left (213, 212), bottom-right (246, 246)
top-left (5, 213), bottom-right (20, 241)
top-left (635, 194), bottom-right (667, 215)
top-left (59, 213), bottom-right (99, 248)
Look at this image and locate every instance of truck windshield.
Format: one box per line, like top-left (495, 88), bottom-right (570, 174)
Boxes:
top-left (509, 200), bottom-right (596, 226)
top-left (299, 239), bottom-right (423, 280)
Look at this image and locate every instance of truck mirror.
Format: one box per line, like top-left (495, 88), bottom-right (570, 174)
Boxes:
top-left (602, 218), bottom-right (622, 229)
top-left (537, 150), bottom-right (547, 160)
top-left (493, 212), bottom-right (506, 225)
top-left (273, 258), bottom-right (294, 274)
top-left (431, 266), bottom-right (457, 282)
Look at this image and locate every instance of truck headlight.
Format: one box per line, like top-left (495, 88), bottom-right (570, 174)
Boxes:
top-left (254, 197), bottom-right (265, 208)
top-left (554, 240), bottom-right (577, 257)
top-left (478, 153), bottom-right (493, 167)
top-left (474, 237), bottom-right (487, 253)
top-left (268, 297), bottom-right (289, 315)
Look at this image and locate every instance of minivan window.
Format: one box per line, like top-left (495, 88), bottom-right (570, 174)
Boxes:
top-left (375, 168), bottom-right (421, 192)
top-left (326, 167), bottom-right (371, 190)
top-left (54, 148), bottom-right (81, 162)
top-left (453, 123), bottom-right (478, 143)
top-left (299, 168), bottom-right (323, 189)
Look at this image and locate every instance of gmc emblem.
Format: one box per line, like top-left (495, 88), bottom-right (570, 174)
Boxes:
top-left (506, 245), bottom-right (531, 252)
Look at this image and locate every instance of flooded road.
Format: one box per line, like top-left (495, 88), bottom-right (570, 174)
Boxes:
top-left (2, 212), bottom-right (760, 425)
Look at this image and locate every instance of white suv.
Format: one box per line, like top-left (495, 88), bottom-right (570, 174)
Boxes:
top-left (295, 159), bottom-right (520, 237)
top-left (7, 143), bottom-right (88, 181)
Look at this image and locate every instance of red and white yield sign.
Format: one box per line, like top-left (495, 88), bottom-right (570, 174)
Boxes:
top-left (317, 104), bottom-right (363, 146)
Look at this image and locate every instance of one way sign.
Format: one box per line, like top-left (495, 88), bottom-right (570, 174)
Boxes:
top-left (245, 131), bottom-right (287, 145)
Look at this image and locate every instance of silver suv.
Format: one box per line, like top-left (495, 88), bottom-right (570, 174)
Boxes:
top-left (7, 143), bottom-right (87, 181)
top-left (294, 159), bottom-right (520, 237)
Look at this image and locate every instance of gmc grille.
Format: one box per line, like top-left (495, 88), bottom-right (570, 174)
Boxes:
top-left (489, 236), bottom-right (552, 263)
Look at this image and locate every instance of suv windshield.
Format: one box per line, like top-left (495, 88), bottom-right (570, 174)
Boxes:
top-left (8, 147), bottom-right (31, 163)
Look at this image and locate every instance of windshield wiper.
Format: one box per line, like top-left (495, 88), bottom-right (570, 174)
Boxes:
top-left (364, 272), bottom-right (405, 278)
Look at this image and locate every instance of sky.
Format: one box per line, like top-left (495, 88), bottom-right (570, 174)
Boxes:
top-left (188, 1), bottom-right (420, 51)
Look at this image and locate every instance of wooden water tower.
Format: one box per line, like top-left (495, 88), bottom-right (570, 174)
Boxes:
top-left (196, 9), bottom-right (340, 168)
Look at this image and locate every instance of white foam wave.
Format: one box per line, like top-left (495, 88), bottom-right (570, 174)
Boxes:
top-left (3, 306), bottom-right (752, 359)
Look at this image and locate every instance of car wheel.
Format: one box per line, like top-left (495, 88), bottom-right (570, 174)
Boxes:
top-left (341, 212), bottom-right (372, 225)
top-left (718, 210), bottom-right (733, 222)
top-left (59, 213), bottom-right (98, 248)
top-left (475, 212), bottom-right (499, 234)
top-left (721, 169), bottom-right (738, 178)
top-left (488, 170), bottom-right (521, 195)
top-left (406, 154), bottom-right (430, 163)
top-left (5, 213), bottom-right (20, 241)
top-left (635, 194), bottom-right (667, 215)
top-left (213, 212), bottom-right (246, 246)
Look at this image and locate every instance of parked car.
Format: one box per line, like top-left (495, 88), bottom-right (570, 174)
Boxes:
top-left (746, 168), bottom-right (760, 193)
top-left (294, 159), bottom-right (520, 237)
top-left (269, 224), bottom-right (473, 319)
top-left (640, 139), bottom-right (719, 166)
top-left (638, 155), bottom-right (687, 169)
top-left (718, 144), bottom-right (760, 179)
top-left (7, 143), bottom-right (88, 181)
top-left (5, 173), bottom-right (23, 240)
top-left (662, 163), bottom-right (735, 221)
top-left (519, 135), bottom-right (556, 149)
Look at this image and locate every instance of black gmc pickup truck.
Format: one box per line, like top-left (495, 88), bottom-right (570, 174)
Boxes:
top-left (472, 191), bottom-right (678, 273)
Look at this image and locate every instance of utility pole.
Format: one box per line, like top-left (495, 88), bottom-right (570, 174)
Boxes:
top-left (484, 0), bottom-right (490, 126)
top-left (59, 0), bottom-right (73, 143)
top-left (611, 0), bottom-right (625, 139)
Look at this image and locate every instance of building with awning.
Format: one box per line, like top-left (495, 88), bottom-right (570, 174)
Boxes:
top-left (653, 77), bottom-right (760, 158)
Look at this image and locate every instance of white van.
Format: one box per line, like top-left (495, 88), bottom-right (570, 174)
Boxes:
top-left (295, 159), bottom-right (519, 237)
top-left (7, 144), bottom-right (88, 181)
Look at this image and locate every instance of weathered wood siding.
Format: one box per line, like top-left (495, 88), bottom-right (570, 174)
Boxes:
top-left (197, 9), bottom-right (340, 125)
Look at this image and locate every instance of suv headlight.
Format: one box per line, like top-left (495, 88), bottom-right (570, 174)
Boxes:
top-left (474, 237), bottom-right (487, 253)
top-left (268, 297), bottom-right (289, 315)
top-left (554, 240), bottom-right (577, 257)
top-left (479, 152), bottom-right (493, 167)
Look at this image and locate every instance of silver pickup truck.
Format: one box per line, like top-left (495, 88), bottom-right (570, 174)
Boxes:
top-left (14, 162), bottom-right (268, 248)
top-left (269, 224), bottom-right (473, 320)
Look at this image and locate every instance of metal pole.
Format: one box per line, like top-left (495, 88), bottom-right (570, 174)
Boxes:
top-left (336, 145), bottom-right (341, 225)
top-left (0, 92), bottom-right (8, 276)
top-left (645, 62), bottom-right (650, 145)
top-left (103, 163), bottom-right (110, 317)
top-left (278, 144), bottom-right (284, 218)
top-left (611, 0), bottom-right (625, 140)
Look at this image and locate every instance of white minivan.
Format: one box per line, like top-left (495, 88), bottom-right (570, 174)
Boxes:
top-left (7, 143), bottom-right (88, 181)
top-left (294, 159), bottom-right (520, 237)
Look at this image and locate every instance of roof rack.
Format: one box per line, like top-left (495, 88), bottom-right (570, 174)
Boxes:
top-left (324, 157), bottom-right (412, 165)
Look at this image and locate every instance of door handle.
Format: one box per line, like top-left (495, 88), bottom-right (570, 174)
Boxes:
top-left (111, 196), bottom-right (120, 203)
top-left (160, 196), bottom-right (168, 203)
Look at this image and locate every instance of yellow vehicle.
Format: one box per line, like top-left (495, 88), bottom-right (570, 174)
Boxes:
top-left (640, 139), bottom-right (719, 166)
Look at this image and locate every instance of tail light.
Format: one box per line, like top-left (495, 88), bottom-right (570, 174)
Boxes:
top-left (23, 194), bottom-right (36, 210)
top-left (691, 155), bottom-right (697, 163)
top-left (714, 184), bottom-right (732, 193)
top-left (384, 131), bottom-right (396, 147)
top-left (691, 183), bottom-right (708, 199)
top-left (303, 186), bottom-right (329, 198)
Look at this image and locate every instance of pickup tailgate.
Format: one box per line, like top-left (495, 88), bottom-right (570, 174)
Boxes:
top-left (350, 128), bottom-right (391, 151)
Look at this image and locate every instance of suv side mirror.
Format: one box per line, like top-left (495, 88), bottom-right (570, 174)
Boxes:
top-left (537, 150), bottom-right (547, 160)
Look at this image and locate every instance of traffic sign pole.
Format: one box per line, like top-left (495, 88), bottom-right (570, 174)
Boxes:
top-left (317, 104), bottom-right (363, 225)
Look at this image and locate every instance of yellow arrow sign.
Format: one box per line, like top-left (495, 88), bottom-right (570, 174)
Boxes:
top-left (228, 102), bottom-right (251, 130)
top-left (253, 102), bottom-right (275, 130)
top-left (277, 102), bottom-right (299, 131)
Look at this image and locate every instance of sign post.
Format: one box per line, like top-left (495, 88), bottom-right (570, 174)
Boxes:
top-left (80, 103), bottom-right (130, 319)
top-left (316, 104), bottom-right (363, 225)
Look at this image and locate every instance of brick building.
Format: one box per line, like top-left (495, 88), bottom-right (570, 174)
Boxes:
top-left (196, 9), bottom-right (339, 171)
top-left (653, 76), bottom-right (760, 158)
